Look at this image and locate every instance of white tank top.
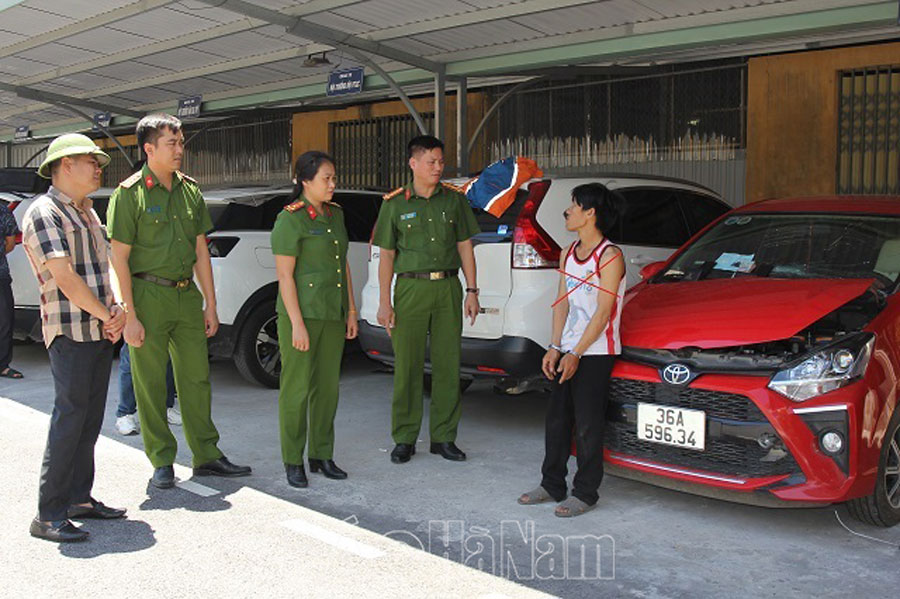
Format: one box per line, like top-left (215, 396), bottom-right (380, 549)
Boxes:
top-left (559, 239), bottom-right (625, 356)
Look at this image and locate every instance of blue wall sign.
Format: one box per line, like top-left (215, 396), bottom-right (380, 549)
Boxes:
top-left (326, 67), bottom-right (364, 97)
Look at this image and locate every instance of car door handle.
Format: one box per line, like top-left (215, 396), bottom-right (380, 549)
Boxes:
top-left (629, 255), bottom-right (654, 266)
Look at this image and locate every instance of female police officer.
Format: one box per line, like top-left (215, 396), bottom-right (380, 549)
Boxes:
top-left (271, 151), bottom-right (358, 488)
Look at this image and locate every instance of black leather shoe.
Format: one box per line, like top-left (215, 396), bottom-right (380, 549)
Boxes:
top-left (390, 443), bottom-right (415, 464)
top-left (308, 458), bottom-right (348, 480)
top-left (285, 464), bottom-right (308, 488)
top-left (430, 441), bottom-right (466, 461)
top-left (29, 518), bottom-right (89, 543)
top-left (193, 456), bottom-right (252, 477)
top-left (151, 465), bottom-right (175, 489)
top-left (68, 499), bottom-right (126, 520)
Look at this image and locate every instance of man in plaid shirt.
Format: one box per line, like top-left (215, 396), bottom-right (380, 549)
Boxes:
top-left (21, 133), bottom-right (127, 543)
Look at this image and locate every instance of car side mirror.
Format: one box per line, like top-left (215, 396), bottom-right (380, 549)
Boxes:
top-left (639, 261), bottom-right (666, 280)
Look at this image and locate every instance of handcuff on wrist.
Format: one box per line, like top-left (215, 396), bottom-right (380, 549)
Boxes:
top-left (548, 343), bottom-right (581, 359)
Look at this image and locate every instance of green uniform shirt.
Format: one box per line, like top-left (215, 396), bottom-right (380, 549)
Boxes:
top-left (107, 165), bottom-right (213, 280)
top-left (372, 181), bottom-right (480, 274)
top-left (271, 197), bottom-right (349, 321)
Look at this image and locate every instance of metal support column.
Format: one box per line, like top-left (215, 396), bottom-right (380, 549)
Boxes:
top-left (434, 67), bottom-right (446, 141)
top-left (456, 77), bottom-right (468, 177)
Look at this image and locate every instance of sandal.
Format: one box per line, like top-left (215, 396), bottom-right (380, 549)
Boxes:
top-left (517, 486), bottom-right (560, 505)
top-left (0, 367), bottom-right (22, 379)
top-left (554, 496), bottom-right (595, 517)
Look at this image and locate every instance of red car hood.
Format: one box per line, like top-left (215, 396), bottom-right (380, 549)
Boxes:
top-left (622, 278), bottom-right (873, 349)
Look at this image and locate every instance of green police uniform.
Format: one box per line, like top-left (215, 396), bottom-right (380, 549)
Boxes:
top-left (106, 165), bottom-right (222, 468)
top-left (271, 197), bottom-right (349, 465)
top-left (372, 181), bottom-right (480, 444)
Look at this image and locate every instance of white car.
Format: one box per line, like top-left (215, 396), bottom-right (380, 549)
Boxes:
top-left (205, 187), bottom-right (382, 388)
top-left (358, 174), bottom-right (731, 393)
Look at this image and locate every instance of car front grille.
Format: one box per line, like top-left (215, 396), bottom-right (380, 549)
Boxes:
top-left (605, 378), bottom-right (801, 478)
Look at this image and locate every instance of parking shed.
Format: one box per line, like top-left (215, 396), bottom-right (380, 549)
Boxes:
top-left (2, 2), bottom-right (900, 598)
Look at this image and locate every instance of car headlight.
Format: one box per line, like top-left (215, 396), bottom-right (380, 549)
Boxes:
top-left (768, 333), bottom-right (874, 402)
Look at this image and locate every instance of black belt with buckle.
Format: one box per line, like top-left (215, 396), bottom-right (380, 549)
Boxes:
top-left (397, 269), bottom-right (458, 281)
top-left (134, 272), bottom-right (192, 289)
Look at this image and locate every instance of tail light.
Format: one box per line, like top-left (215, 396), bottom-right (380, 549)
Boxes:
top-left (512, 180), bottom-right (560, 269)
top-left (206, 236), bottom-right (239, 258)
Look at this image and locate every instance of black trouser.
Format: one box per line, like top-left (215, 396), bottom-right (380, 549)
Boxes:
top-left (541, 355), bottom-right (615, 506)
top-left (0, 277), bottom-right (12, 371)
top-left (38, 336), bottom-right (114, 521)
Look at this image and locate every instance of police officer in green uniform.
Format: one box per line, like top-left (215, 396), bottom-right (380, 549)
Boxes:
top-left (107, 113), bottom-right (251, 489)
top-left (373, 135), bottom-right (481, 464)
top-left (271, 151), bottom-right (358, 488)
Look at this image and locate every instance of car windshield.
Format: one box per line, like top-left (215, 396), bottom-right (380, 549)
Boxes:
top-left (659, 213), bottom-right (900, 284)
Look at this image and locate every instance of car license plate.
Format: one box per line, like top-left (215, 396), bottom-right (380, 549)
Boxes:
top-left (637, 403), bottom-right (706, 451)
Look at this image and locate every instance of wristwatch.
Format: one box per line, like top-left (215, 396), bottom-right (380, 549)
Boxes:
top-left (465, 287), bottom-right (479, 295)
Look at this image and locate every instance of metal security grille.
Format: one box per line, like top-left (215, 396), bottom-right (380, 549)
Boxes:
top-left (330, 113), bottom-right (434, 190)
top-left (489, 61), bottom-right (746, 168)
top-left (837, 65), bottom-right (900, 195)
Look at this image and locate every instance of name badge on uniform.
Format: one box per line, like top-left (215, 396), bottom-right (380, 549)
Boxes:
top-left (400, 212), bottom-right (417, 221)
top-left (146, 205), bottom-right (162, 214)
top-left (309, 229), bottom-right (325, 235)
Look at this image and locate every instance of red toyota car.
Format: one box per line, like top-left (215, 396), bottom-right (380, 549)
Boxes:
top-left (606, 196), bottom-right (900, 526)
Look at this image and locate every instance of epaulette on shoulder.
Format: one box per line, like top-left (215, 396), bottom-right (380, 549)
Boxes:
top-left (120, 171), bottom-right (142, 189)
top-left (441, 181), bottom-right (465, 195)
top-left (284, 200), bottom-right (305, 213)
top-left (178, 171), bottom-right (198, 185)
top-left (383, 187), bottom-right (405, 201)
top-left (325, 200), bottom-right (343, 209)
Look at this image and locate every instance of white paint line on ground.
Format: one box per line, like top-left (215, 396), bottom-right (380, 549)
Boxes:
top-left (281, 518), bottom-right (386, 559)
top-left (176, 479), bottom-right (220, 497)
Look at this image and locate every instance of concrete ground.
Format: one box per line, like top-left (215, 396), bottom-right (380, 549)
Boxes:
top-left (2, 341), bottom-right (899, 599)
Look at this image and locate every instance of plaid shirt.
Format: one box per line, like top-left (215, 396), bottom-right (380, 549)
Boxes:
top-left (21, 187), bottom-right (113, 347)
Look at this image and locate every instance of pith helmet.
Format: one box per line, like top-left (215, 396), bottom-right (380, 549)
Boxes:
top-left (38, 133), bottom-right (110, 179)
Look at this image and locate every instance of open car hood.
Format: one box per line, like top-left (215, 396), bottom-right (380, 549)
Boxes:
top-left (622, 278), bottom-right (874, 350)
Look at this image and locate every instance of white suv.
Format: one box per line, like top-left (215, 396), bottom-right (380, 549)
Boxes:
top-left (358, 174), bottom-right (730, 392)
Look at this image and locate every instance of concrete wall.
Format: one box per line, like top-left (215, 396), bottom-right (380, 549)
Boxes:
top-left (746, 40), bottom-right (900, 202)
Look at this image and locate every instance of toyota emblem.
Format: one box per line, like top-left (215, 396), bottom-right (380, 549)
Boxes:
top-left (662, 363), bottom-right (692, 386)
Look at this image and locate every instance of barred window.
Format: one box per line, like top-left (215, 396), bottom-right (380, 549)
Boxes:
top-left (837, 65), bottom-right (900, 195)
top-left (330, 113), bottom-right (434, 190)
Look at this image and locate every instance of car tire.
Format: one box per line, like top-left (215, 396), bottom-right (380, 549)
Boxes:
top-left (234, 300), bottom-right (281, 389)
top-left (423, 374), bottom-right (473, 395)
top-left (847, 406), bottom-right (900, 527)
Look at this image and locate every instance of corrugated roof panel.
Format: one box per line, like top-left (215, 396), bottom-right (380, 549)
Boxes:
top-left (0, 56), bottom-right (54, 77)
top-left (0, 28), bottom-right (29, 46)
top-left (55, 71), bottom-right (124, 90)
top-left (138, 47), bottom-right (228, 69)
top-left (163, 77), bottom-right (236, 96)
top-left (60, 26), bottom-right (154, 54)
top-left (106, 6), bottom-right (221, 41)
top-left (451, 0), bottom-right (519, 7)
top-left (188, 31), bottom-right (297, 59)
top-left (332, 0), bottom-right (475, 29)
top-left (100, 87), bottom-right (182, 104)
top-left (207, 65), bottom-right (293, 87)
top-left (513, 1), bottom-right (662, 35)
top-left (90, 61), bottom-right (170, 82)
top-left (15, 43), bottom-right (101, 68)
top-left (652, 0), bottom-right (780, 17)
top-left (242, 0), bottom-right (299, 10)
top-left (0, 5), bottom-right (73, 36)
top-left (414, 18), bottom-right (542, 52)
top-left (302, 11), bottom-right (373, 35)
top-left (167, 2), bottom-right (246, 25)
top-left (22, 0), bottom-right (126, 19)
top-left (378, 37), bottom-right (443, 58)
top-left (31, 80), bottom-right (87, 95)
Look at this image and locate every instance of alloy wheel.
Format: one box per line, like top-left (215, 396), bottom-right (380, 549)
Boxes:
top-left (255, 315), bottom-right (281, 379)
top-left (885, 427), bottom-right (900, 509)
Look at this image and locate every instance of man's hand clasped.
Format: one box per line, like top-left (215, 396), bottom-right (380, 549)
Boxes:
top-left (103, 304), bottom-right (127, 343)
top-left (542, 347), bottom-right (580, 383)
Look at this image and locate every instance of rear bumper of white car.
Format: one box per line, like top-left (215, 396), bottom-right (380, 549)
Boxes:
top-left (358, 320), bottom-right (544, 379)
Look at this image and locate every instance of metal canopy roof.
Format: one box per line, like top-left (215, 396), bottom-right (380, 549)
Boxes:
top-left (0, 0), bottom-right (897, 140)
